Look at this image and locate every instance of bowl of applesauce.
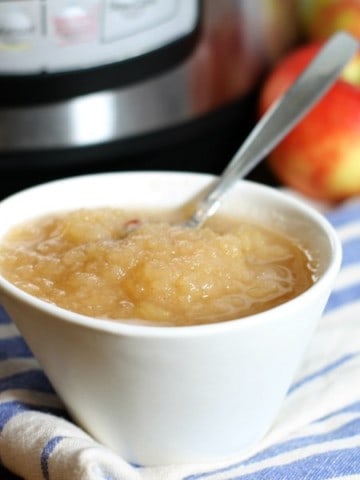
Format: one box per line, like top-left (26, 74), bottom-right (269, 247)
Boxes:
top-left (0, 171), bottom-right (341, 465)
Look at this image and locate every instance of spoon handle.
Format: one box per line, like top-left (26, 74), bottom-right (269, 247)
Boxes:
top-left (185, 31), bottom-right (359, 228)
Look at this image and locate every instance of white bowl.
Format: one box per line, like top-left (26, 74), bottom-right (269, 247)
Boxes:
top-left (0, 171), bottom-right (342, 465)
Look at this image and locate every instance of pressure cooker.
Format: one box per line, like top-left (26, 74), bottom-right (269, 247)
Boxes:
top-left (0, 0), bottom-right (298, 196)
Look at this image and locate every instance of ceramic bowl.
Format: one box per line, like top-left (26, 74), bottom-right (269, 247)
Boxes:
top-left (0, 171), bottom-right (342, 465)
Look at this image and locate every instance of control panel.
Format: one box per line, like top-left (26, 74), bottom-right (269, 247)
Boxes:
top-left (0, 0), bottom-right (198, 73)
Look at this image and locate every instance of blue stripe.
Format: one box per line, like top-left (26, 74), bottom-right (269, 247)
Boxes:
top-left (0, 369), bottom-right (55, 394)
top-left (41, 436), bottom-right (65, 480)
top-left (325, 282), bottom-right (360, 313)
top-left (326, 203), bottom-right (360, 227)
top-left (0, 305), bottom-right (11, 324)
top-left (41, 439), bottom-right (128, 480)
top-left (0, 336), bottom-right (33, 360)
top-left (288, 352), bottom-right (359, 394)
top-left (0, 400), bottom-right (66, 432)
top-left (317, 401), bottom-right (360, 422)
top-left (226, 447), bottom-right (360, 480)
top-left (184, 437), bottom-right (360, 480)
top-left (342, 238), bottom-right (360, 267)
top-left (239, 417), bottom-right (360, 467)
top-left (183, 405), bottom-right (360, 480)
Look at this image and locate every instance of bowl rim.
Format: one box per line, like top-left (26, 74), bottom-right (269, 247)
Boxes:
top-left (0, 171), bottom-right (342, 338)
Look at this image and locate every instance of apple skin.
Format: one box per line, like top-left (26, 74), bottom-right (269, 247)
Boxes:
top-left (258, 42), bottom-right (360, 202)
top-left (299, 0), bottom-right (360, 41)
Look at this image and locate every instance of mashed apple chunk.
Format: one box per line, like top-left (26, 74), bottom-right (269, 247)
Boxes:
top-left (0, 208), bottom-right (316, 326)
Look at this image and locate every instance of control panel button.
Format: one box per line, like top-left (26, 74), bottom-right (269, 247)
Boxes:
top-left (53, 3), bottom-right (98, 43)
top-left (0, 5), bottom-right (35, 47)
top-left (103, 0), bottom-right (178, 41)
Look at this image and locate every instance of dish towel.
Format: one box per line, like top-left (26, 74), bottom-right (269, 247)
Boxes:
top-left (1, 196), bottom-right (360, 480)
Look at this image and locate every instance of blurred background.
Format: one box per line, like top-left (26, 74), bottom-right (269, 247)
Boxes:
top-left (0, 0), bottom-right (358, 202)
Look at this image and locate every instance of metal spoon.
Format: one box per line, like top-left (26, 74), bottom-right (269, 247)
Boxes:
top-left (184, 31), bottom-right (359, 228)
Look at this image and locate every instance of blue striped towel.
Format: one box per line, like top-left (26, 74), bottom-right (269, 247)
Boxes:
top-left (1, 197), bottom-right (360, 480)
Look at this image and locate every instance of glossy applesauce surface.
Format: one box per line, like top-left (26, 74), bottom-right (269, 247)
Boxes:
top-left (0, 208), bottom-right (317, 326)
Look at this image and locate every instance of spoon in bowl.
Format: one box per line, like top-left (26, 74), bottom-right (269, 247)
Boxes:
top-left (184, 31), bottom-right (359, 229)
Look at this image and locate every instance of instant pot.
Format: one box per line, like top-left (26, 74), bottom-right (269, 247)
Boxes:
top-left (0, 0), bottom-right (299, 197)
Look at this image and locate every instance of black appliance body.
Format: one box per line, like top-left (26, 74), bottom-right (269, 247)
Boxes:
top-left (0, 0), bottom-right (298, 197)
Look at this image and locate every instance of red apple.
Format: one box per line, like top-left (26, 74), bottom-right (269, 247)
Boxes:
top-left (258, 42), bottom-right (360, 202)
top-left (299, 0), bottom-right (360, 41)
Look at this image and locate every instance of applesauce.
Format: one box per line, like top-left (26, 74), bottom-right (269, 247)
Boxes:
top-left (0, 208), bottom-right (317, 326)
